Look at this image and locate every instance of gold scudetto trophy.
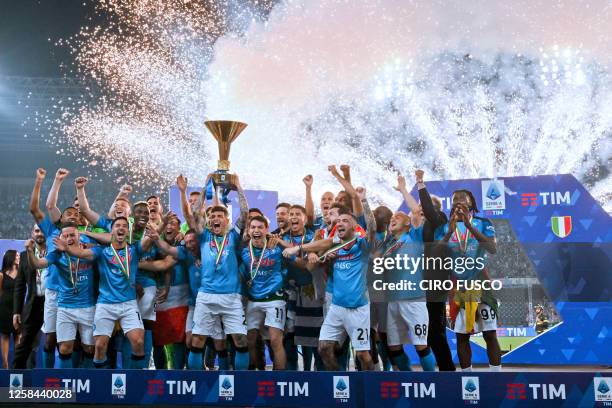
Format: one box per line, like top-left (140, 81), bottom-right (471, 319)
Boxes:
top-left (204, 120), bottom-right (247, 192)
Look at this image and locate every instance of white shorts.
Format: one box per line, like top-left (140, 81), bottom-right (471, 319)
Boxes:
top-left (386, 300), bottom-right (429, 346)
top-left (42, 289), bottom-right (58, 334)
top-left (192, 292), bottom-right (246, 339)
top-left (93, 300), bottom-right (144, 337)
top-left (56, 306), bottom-right (95, 345)
top-left (185, 306), bottom-right (194, 334)
top-left (137, 286), bottom-right (157, 321)
top-left (320, 303), bottom-right (370, 351)
top-left (370, 302), bottom-right (388, 333)
top-left (246, 300), bottom-right (286, 331)
top-left (323, 292), bottom-right (332, 318)
top-left (454, 303), bottom-right (498, 334)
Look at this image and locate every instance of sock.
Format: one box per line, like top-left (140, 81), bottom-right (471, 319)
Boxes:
top-left (234, 348), bottom-right (249, 370)
top-left (284, 334), bottom-right (298, 371)
top-left (389, 349), bottom-right (412, 371)
top-left (204, 343), bottom-right (216, 369)
top-left (153, 346), bottom-right (166, 369)
top-left (417, 347), bottom-right (436, 372)
top-left (163, 344), bottom-right (174, 369)
top-left (377, 341), bottom-right (391, 371)
top-left (217, 349), bottom-right (229, 370)
top-left (489, 364), bottom-right (502, 372)
top-left (130, 353), bottom-right (146, 369)
top-left (173, 343), bottom-right (186, 369)
top-left (143, 330), bottom-right (153, 367)
top-left (58, 352), bottom-right (73, 369)
top-left (93, 358), bottom-right (108, 368)
top-left (43, 347), bottom-right (56, 368)
top-left (462, 366), bottom-right (473, 372)
top-left (187, 347), bottom-right (203, 370)
top-left (71, 350), bottom-right (82, 368)
top-left (81, 352), bottom-right (94, 369)
top-left (302, 346), bottom-right (313, 371)
top-left (121, 335), bottom-right (132, 369)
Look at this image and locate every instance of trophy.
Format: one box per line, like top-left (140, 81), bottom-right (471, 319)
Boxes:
top-left (205, 120), bottom-right (247, 192)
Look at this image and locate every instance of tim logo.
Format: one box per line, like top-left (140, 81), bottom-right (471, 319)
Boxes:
top-left (218, 375), bottom-right (234, 399)
top-left (257, 381), bottom-right (275, 397)
top-left (333, 376), bottom-right (350, 399)
top-left (482, 180), bottom-right (506, 211)
top-left (594, 377), bottom-right (612, 402)
top-left (9, 374), bottom-right (23, 389)
top-left (44, 378), bottom-right (90, 393)
top-left (111, 374), bottom-right (126, 398)
top-left (380, 382), bottom-right (400, 399)
top-left (258, 381), bottom-right (309, 397)
top-left (147, 379), bottom-right (196, 396)
top-left (507, 383), bottom-right (566, 400)
top-left (381, 382), bottom-right (435, 399)
top-left (461, 377), bottom-right (479, 401)
top-left (520, 191), bottom-right (571, 206)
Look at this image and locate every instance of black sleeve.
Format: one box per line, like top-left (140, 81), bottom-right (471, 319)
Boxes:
top-left (418, 186), bottom-right (445, 230)
top-left (13, 251), bottom-right (27, 315)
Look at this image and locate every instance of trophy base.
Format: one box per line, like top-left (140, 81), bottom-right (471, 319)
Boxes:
top-left (211, 172), bottom-right (238, 191)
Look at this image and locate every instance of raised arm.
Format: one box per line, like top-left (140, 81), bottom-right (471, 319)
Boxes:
top-left (329, 165), bottom-right (364, 217)
top-left (177, 175), bottom-right (202, 234)
top-left (53, 237), bottom-right (95, 261)
top-left (75, 177), bottom-right (101, 227)
top-left (46, 168), bottom-right (70, 223)
top-left (340, 165), bottom-right (361, 215)
top-left (25, 240), bottom-right (49, 269)
top-left (234, 174), bottom-right (249, 230)
top-left (394, 173), bottom-right (420, 215)
top-left (415, 170), bottom-right (446, 229)
top-left (356, 187), bottom-right (377, 243)
top-left (29, 168), bottom-right (47, 224)
top-left (108, 184), bottom-right (132, 218)
top-left (303, 175), bottom-right (315, 226)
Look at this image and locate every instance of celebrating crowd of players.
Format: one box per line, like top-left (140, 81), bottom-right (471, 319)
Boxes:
top-left (11, 165), bottom-right (502, 372)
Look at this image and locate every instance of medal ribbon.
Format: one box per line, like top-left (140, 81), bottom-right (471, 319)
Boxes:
top-left (453, 217), bottom-right (472, 253)
top-left (110, 244), bottom-right (130, 280)
top-left (318, 236), bottom-right (358, 261)
top-left (212, 233), bottom-right (228, 265)
top-left (66, 254), bottom-right (80, 292)
top-left (382, 236), bottom-right (401, 257)
top-left (249, 238), bottom-right (267, 280)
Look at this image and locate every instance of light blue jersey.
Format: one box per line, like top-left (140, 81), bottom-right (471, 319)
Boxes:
top-left (198, 227), bottom-right (242, 294)
top-left (434, 216), bottom-right (495, 280)
top-left (37, 216), bottom-right (63, 291)
top-left (176, 246), bottom-right (201, 306)
top-left (383, 226), bottom-right (425, 301)
top-left (282, 229), bottom-right (315, 287)
top-left (91, 242), bottom-right (145, 304)
top-left (137, 246), bottom-right (159, 288)
top-left (239, 244), bottom-right (286, 300)
top-left (45, 250), bottom-right (96, 308)
top-left (331, 236), bottom-right (371, 308)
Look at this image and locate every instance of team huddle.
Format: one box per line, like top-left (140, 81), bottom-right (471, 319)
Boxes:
top-left (19, 165), bottom-right (502, 372)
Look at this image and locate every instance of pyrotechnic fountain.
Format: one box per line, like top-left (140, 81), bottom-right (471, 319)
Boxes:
top-left (35, 0), bottom-right (611, 210)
